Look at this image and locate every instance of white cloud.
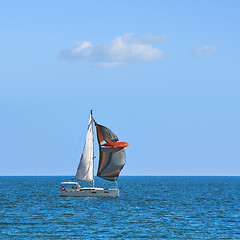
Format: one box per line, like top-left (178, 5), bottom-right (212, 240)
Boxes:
top-left (194, 45), bottom-right (216, 57)
top-left (59, 33), bottom-right (167, 67)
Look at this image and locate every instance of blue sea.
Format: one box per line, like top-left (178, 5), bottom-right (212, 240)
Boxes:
top-left (0, 176), bottom-right (240, 239)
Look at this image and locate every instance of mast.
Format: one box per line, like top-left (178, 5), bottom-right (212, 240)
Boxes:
top-left (91, 109), bottom-right (95, 188)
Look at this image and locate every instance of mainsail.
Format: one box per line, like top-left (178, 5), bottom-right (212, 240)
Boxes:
top-left (96, 123), bottom-right (127, 181)
top-left (75, 114), bottom-right (94, 182)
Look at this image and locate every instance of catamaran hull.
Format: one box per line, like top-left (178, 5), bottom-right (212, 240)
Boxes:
top-left (60, 188), bottom-right (119, 197)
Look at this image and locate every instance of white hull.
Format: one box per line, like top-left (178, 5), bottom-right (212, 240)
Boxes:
top-left (60, 187), bottom-right (119, 197)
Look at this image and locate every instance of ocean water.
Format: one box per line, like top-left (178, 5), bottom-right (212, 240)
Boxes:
top-left (0, 176), bottom-right (240, 239)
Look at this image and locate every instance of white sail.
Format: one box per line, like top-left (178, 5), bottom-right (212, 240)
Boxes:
top-left (75, 114), bottom-right (94, 182)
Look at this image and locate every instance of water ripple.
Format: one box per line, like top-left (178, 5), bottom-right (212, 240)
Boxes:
top-left (1, 176), bottom-right (240, 239)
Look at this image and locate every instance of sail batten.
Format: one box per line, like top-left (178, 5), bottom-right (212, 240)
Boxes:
top-left (75, 114), bottom-right (94, 182)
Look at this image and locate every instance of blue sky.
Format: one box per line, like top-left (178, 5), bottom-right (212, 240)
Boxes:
top-left (0, 1), bottom-right (239, 176)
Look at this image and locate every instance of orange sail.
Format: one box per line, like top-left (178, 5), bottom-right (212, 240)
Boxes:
top-left (101, 142), bottom-right (129, 148)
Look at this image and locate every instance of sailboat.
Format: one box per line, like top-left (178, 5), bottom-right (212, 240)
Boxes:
top-left (60, 110), bottom-right (128, 197)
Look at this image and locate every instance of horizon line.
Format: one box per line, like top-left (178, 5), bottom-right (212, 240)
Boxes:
top-left (0, 175), bottom-right (239, 177)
